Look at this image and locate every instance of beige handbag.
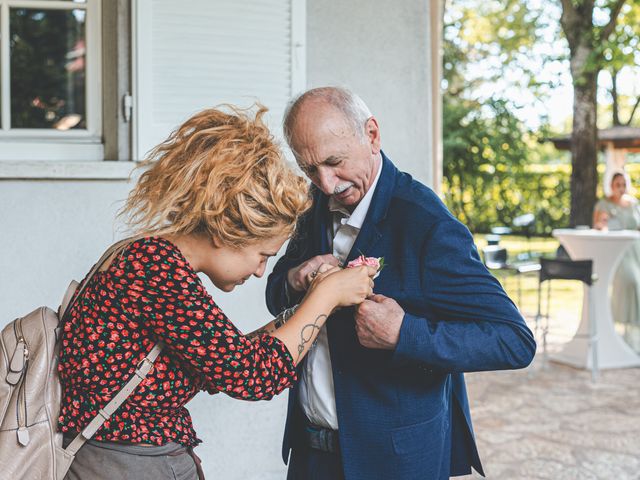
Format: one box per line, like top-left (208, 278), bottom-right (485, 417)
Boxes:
top-left (0, 239), bottom-right (162, 480)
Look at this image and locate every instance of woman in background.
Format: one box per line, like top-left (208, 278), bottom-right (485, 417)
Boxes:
top-left (593, 169), bottom-right (640, 353)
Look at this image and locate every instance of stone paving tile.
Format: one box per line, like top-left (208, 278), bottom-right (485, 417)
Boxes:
top-left (456, 327), bottom-right (640, 480)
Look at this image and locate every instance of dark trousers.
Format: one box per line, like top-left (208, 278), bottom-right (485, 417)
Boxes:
top-left (287, 445), bottom-right (345, 480)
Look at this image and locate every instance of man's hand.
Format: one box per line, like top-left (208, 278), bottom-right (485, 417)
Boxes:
top-left (287, 254), bottom-right (341, 293)
top-left (355, 294), bottom-right (404, 349)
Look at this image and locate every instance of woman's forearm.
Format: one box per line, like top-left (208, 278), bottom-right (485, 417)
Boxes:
top-left (265, 265), bottom-right (371, 363)
top-left (272, 293), bottom-right (334, 365)
top-left (246, 320), bottom-right (278, 340)
top-left (245, 307), bottom-right (294, 340)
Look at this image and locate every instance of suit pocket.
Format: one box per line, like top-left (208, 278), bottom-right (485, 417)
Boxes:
top-left (391, 410), bottom-right (447, 455)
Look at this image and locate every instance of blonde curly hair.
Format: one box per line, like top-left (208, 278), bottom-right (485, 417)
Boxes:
top-left (122, 105), bottom-right (311, 247)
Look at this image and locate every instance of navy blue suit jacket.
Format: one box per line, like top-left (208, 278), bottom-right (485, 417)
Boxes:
top-left (266, 154), bottom-right (536, 480)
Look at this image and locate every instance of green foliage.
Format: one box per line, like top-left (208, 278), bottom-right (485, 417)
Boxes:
top-left (444, 0), bottom-right (543, 91)
top-left (443, 0), bottom-right (571, 234)
top-left (600, 1), bottom-right (640, 126)
top-left (443, 92), bottom-right (572, 234)
top-left (601, 2), bottom-right (640, 69)
top-left (10, 8), bottom-right (86, 129)
top-left (443, 0), bottom-right (640, 233)
top-left (558, 0), bottom-right (640, 223)
top-left (444, 155), bottom-right (640, 235)
top-left (443, 161), bottom-right (572, 235)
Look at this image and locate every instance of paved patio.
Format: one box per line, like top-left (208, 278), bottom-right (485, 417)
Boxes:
top-left (459, 315), bottom-right (640, 480)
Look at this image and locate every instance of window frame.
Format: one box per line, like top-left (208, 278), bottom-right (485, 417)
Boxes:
top-left (0, 0), bottom-right (104, 161)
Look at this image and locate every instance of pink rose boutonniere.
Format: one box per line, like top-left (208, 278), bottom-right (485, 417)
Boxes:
top-left (346, 255), bottom-right (385, 279)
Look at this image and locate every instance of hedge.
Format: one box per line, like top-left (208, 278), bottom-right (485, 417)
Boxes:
top-left (442, 162), bottom-right (640, 235)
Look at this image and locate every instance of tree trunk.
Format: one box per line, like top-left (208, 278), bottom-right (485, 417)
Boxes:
top-left (612, 69), bottom-right (620, 126)
top-left (570, 56), bottom-right (599, 227)
top-left (626, 96), bottom-right (640, 126)
top-left (560, 0), bottom-right (627, 227)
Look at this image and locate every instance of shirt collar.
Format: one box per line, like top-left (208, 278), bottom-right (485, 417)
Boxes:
top-left (327, 158), bottom-right (382, 229)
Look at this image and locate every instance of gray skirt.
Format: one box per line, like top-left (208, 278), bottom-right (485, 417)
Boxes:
top-left (63, 436), bottom-right (203, 480)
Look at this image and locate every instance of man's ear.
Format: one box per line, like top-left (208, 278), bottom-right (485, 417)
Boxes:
top-left (365, 116), bottom-right (381, 154)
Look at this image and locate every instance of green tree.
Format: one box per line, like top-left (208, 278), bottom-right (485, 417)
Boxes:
top-left (559, 0), bottom-right (640, 226)
top-left (442, 0), bottom-right (554, 232)
top-left (443, 0), bottom-right (545, 99)
top-left (443, 96), bottom-right (533, 232)
top-left (600, 2), bottom-right (640, 126)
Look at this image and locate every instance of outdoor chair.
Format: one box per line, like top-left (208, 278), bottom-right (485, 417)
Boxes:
top-left (555, 244), bottom-right (570, 259)
top-left (482, 245), bottom-right (509, 269)
top-left (489, 212), bottom-right (538, 260)
top-left (482, 245), bottom-right (541, 308)
top-left (490, 226), bottom-right (512, 236)
top-left (535, 257), bottom-right (599, 381)
top-left (512, 213), bottom-right (536, 260)
top-left (486, 234), bottom-right (501, 246)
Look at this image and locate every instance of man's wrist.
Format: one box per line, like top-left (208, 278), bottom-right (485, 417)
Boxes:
top-left (284, 277), bottom-right (306, 307)
top-left (286, 272), bottom-right (304, 294)
top-left (284, 279), bottom-right (294, 304)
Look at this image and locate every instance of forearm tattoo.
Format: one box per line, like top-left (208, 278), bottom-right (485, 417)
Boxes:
top-left (247, 305), bottom-right (299, 340)
top-left (246, 326), bottom-right (273, 340)
top-left (296, 314), bottom-right (326, 362)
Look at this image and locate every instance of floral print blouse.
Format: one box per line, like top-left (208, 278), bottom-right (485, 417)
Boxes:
top-left (58, 237), bottom-right (296, 447)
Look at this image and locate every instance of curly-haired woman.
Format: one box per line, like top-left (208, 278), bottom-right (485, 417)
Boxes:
top-left (58, 105), bottom-right (376, 479)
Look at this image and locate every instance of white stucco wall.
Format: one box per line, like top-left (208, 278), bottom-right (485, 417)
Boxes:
top-left (0, 180), bottom-right (133, 319)
top-left (306, 0), bottom-right (436, 188)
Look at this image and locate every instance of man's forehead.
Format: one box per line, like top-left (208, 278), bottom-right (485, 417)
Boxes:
top-left (292, 136), bottom-right (350, 165)
top-left (293, 101), bottom-right (352, 136)
top-left (295, 152), bottom-right (345, 170)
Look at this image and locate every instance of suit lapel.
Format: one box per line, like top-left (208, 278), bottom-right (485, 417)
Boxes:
top-left (311, 187), bottom-right (331, 256)
top-left (348, 223), bottom-right (382, 262)
top-left (326, 154), bottom-right (398, 377)
top-left (345, 152), bottom-right (397, 263)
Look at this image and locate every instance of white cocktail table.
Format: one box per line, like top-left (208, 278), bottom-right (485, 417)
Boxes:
top-left (551, 228), bottom-right (640, 369)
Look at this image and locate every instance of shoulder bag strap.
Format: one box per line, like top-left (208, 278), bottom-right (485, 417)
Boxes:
top-left (63, 341), bottom-right (164, 455)
top-left (58, 236), bottom-right (140, 321)
top-left (60, 236), bottom-right (164, 454)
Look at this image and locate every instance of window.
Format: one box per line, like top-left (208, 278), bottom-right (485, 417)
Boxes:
top-left (0, 0), bottom-right (103, 161)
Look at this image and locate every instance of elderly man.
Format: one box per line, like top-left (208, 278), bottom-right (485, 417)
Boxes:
top-left (266, 87), bottom-right (535, 480)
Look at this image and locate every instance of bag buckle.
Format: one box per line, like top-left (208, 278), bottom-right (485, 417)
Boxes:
top-left (135, 356), bottom-right (154, 378)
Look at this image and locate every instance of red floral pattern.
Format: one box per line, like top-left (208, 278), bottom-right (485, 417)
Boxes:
top-left (58, 237), bottom-right (296, 446)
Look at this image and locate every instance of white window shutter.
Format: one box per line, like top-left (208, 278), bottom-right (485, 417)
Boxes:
top-left (132, 0), bottom-right (305, 161)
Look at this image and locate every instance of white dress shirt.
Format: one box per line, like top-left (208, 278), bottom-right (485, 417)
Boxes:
top-left (298, 159), bottom-right (383, 429)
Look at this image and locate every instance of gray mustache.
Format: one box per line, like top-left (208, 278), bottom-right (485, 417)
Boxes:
top-left (334, 183), bottom-right (353, 194)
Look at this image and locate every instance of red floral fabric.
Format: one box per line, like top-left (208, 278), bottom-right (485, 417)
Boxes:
top-left (58, 237), bottom-right (296, 446)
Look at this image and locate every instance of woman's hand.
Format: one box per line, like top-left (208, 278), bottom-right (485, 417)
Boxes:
top-left (309, 265), bottom-right (377, 308)
top-left (286, 254), bottom-right (341, 292)
top-left (593, 210), bottom-right (609, 230)
top-left (274, 265), bottom-right (376, 365)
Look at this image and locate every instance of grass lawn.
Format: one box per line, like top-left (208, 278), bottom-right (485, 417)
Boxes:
top-left (472, 234), bottom-right (584, 336)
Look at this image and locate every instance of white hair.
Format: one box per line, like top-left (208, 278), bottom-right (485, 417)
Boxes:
top-left (283, 86), bottom-right (373, 146)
